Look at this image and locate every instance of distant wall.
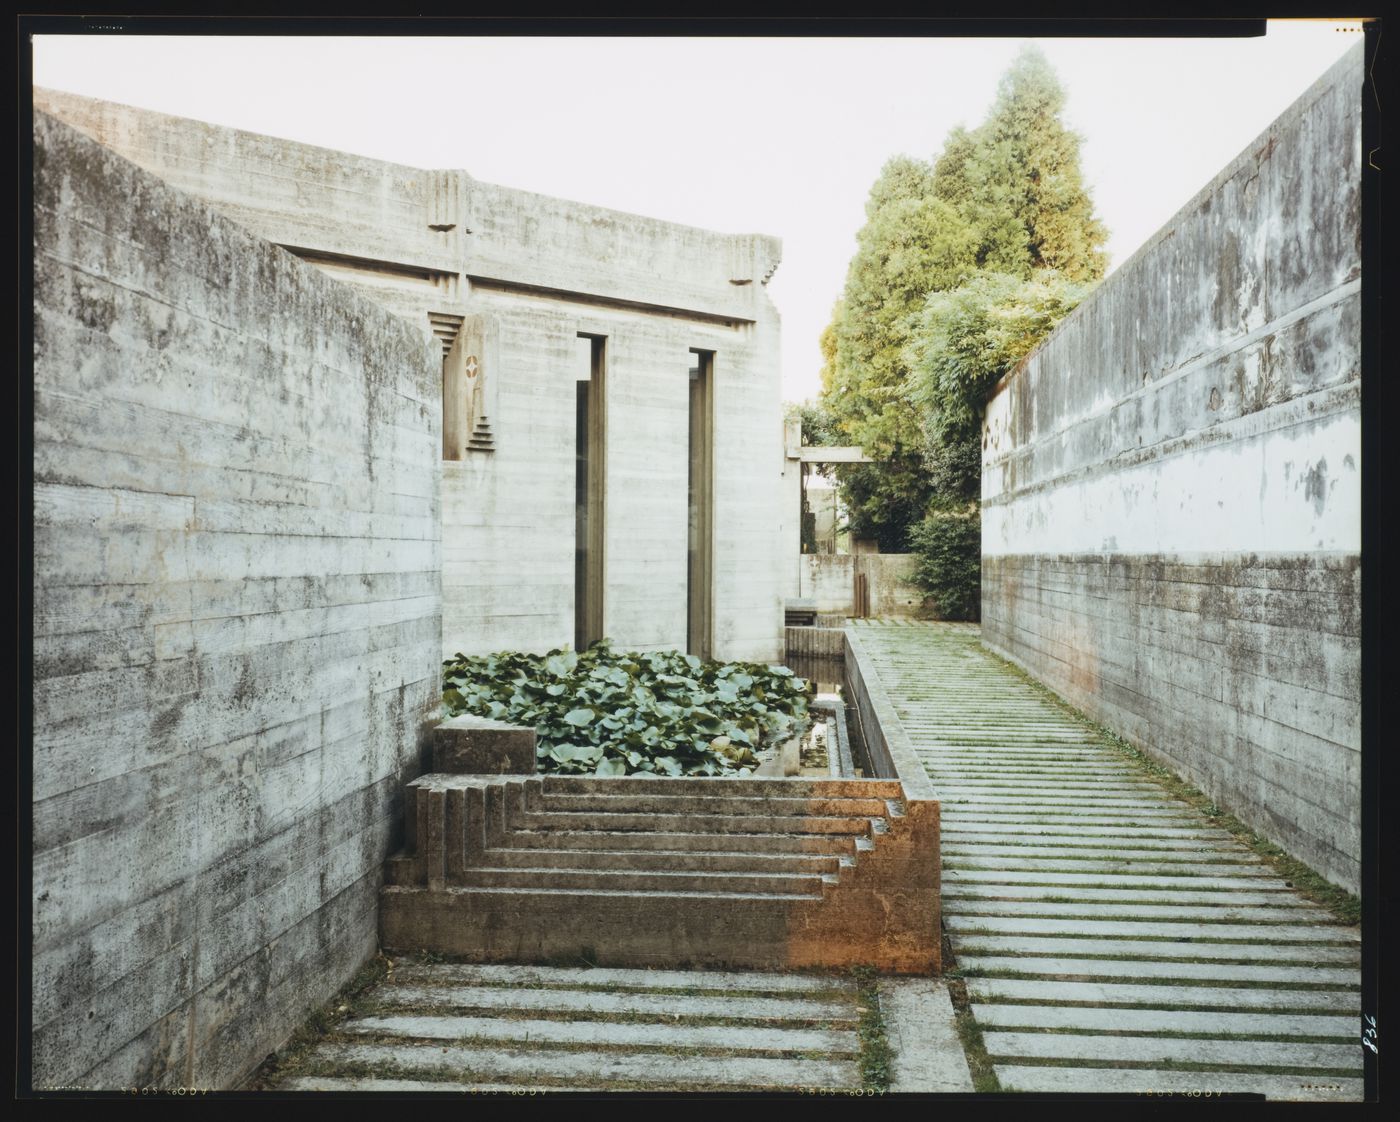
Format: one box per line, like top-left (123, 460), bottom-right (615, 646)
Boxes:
top-left (32, 111), bottom-right (442, 1088)
top-left (34, 88), bottom-right (787, 664)
top-left (799, 555), bottom-right (927, 618)
top-left (980, 46), bottom-right (1362, 893)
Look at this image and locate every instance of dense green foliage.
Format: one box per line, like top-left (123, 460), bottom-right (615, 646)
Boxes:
top-left (443, 641), bottom-right (814, 777)
top-left (906, 269), bottom-right (1091, 447)
top-left (817, 45), bottom-right (1107, 617)
top-left (907, 506), bottom-right (982, 620)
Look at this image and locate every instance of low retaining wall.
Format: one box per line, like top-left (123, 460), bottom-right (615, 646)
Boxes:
top-left (785, 625), bottom-right (846, 658)
top-left (799, 554), bottom-right (927, 618)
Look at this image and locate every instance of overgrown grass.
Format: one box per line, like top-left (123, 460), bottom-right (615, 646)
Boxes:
top-left (850, 966), bottom-right (894, 1090)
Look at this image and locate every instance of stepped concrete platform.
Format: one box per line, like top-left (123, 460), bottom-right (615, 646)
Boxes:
top-left (273, 960), bottom-right (973, 1092)
top-left (850, 621), bottom-right (1363, 1101)
top-left (381, 772), bottom-right (939, 972)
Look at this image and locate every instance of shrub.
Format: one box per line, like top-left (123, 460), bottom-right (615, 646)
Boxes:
top-left (908, 506), bottom-right (982, 620)
top-left (442, 640), bottom-right (815, 777)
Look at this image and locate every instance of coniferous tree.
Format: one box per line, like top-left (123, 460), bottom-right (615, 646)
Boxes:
top-left (817, 45), bottom-right (1108, 577)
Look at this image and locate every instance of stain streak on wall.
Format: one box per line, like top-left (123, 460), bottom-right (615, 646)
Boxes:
top-left (980, 45), bottom-right (1362, 894)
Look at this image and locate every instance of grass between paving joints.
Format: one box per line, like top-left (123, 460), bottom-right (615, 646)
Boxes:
top-left (972, 647), bottom-right (1361, 926)
top-left (848, 966), bottom-right (893, 1090)
top-left (247, 952), bottom-right (393, 1089)
top-left (940, 932), bottom-right (1001, 1093)
top-left (247, 953), bottom-right (878, 1091)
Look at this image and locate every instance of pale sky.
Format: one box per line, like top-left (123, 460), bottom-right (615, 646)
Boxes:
top-left (31, 23), bottom-right (1364, 403)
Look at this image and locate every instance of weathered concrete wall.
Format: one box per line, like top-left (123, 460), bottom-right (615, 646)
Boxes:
top-left (32, 111), bottom-right (442, 1088)
top-left (34, 88), bottom-right (787, 664)
top-left (799, 555), bottom-right (927, 618)
top-left (980, 45), bottom-right (1362, 893)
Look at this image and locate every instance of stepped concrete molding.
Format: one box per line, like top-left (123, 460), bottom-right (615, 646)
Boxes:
top-left (380, 774), bottom-right (940, 972)
top-left (433, 715), bottom-right (536, 774)
top-left (855, 621), bottom-right (1361, 1101)
top-left (979, 44), bottom-right (1363, 893)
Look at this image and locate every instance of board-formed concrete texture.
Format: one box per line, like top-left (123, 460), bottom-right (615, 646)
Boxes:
top-left (980, 44), bottom-right (1363, 894)
top-left (32, 111), bottom-right (442, 1089)
top-left (33, 86), bottom-right (788, 664)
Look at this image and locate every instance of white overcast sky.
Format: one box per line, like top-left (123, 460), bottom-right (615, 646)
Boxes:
top-left (32, 22), bottom-right (1363, 403)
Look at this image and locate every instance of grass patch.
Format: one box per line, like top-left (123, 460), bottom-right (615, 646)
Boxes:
top-left (978, 649), bottom-right (1361, 927)
top-left (849, 966), bottom-right (893, 1090)
top-left (246, 952), bottom-right (392, 1089)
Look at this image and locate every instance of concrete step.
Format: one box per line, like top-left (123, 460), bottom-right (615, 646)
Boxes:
top-left (499, 829), bottom-right (863, 855)
top-left (538, 792), bottom-right (891, 818)
top-left (483, 846), bottom-right (845, 875)
top-left (388, 962), bottom-right (860, 994)
top-left (516, 809), bottom-right (879, 835)
top-left (541, 775), bottom-right (903, 799)
top-left (456, 866), bottom-right (831, 896)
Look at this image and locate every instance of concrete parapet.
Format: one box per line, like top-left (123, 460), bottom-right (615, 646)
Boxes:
top-left (433, 715), bottom-right (537, 774)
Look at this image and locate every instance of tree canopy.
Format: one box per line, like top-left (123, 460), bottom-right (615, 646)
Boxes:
top-left (816, 45), bottom-right (1107, 614)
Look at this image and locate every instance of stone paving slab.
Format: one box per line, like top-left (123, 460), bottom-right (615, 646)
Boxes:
top-left (982, 1031), bottom-right (1359, 1068)
top-left (946, 868), bottom-right (1282, 885)
top-left (280, 1077), bottom-right (548, 1092)
top-left (993, 1066), bottom-right (1363, 1100)
top-left (944, 915), bottom-right (1359, 942)
top-left (966, 978), bottom-right (1361, 1011)
top-left (342, 1014), bottom-right (858, 1053)
top-left (372, 983), bottom-right (856, 1022)
top-left (970, 1004), bottom-right (1356, 1037)
top-left (940, 896), bottom-right (1321, 913)
top-left (305, 1041), bottom-right (858, 1089)
top-left (943, 887), bottom-right (1304, 906)
top-left (954, 935), bottom-right (1360, 964)
top-left (275, 961), bottom-right (873, 1093)
top-left (958, 955), bottom-right (1358, 984)
top-left (854, 621), bottom-right (1364, 1101)
top-left (879, 977), bottom-right (975, 1092)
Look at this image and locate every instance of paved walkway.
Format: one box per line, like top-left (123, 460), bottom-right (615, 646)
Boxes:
top-left (272, 961), bottom-right (970, 1093)
top-left (852, 620), bottom-right (1362, 1101)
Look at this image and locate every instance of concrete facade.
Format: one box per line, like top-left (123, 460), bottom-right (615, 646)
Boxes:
top-left (980, 46), bottom-right (1363, 893)
top-left (32, 110), bottom-right (442, 1089)
top-left (34, 87), bottom-right (788, 664)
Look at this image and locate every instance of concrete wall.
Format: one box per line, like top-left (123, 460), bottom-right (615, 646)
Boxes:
top-left (32, 111), bottom-right (442, 1088)
top-left (34, 88), bottom-right (787, 664)
top-left (980, 45), bottom-right (1362, 893)
top-left (799, 555), bottom-right (928, 618)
